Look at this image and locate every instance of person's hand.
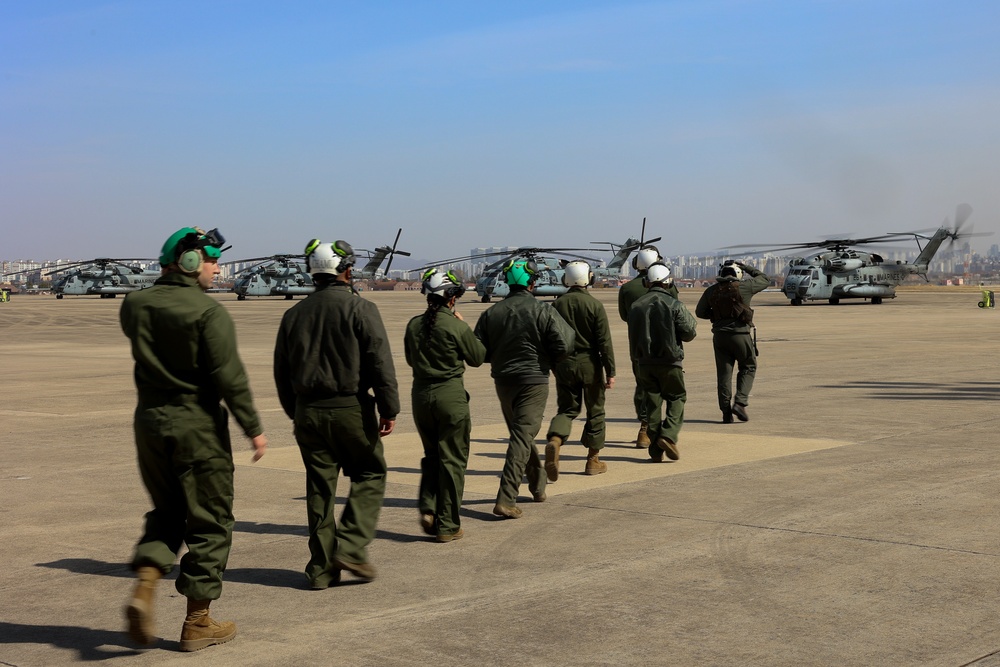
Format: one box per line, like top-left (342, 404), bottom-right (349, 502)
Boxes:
top-left (379, 418), bottom-right (395, 437)
top-left (250, 434), bottom-right (268, 462)
top-left (605, 376), bottom-right (616, 390)
top-left (454, 310), bottom-right (465, 322)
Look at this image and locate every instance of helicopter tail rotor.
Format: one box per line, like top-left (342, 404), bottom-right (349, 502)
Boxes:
top-left (382, 227), bottom-right (411, 277)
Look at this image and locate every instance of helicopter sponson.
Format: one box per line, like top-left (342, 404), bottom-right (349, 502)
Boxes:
top-left (823, 257), bottom-right (866, 272)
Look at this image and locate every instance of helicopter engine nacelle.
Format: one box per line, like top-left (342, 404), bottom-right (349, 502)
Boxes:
top-left (824, 258), bottom-right (864, 272)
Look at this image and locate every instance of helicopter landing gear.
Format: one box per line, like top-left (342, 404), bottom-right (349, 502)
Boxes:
top-left (285, 295), bottom-right (293, 300)
top-left (481, 295), bottom-right (491, 303)
top-left (871, 297), bottom-right (883, 304)
top-left (790, 298), bottom-right (802, 306)
top-left (828, 297), bottom-right (840, 305)
top-left (237, 295), bottom-right (246, 301)
top-left (56, 294), bottom-right (64, 299)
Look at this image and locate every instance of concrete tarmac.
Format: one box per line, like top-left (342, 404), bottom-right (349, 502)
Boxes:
top-left (2, 287), bottom-right (1000, 666)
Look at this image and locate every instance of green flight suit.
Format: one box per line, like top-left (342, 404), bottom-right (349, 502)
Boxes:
top-left (695, 265), bottom-right (770, 412)
top-left (627, 286), bottom-right (697, 448)
top-left (120, 272), bottom-right (263, 601)
top-left (274, 281), bottom-right (399, 587)
top-left (404, 306), bottom-right (486, 537)
top-left (618, 274), bottom-right (679, 422)
top-left (475, 288), bottom-right (575, 507)
top-left (547, 287), bottom-right (616, 449)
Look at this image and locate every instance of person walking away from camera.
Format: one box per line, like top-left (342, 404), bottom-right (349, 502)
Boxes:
top-left (474, 259), bottom-right (574, 518)
top-left (618, 245), bottom-right (679, 449)
top-left (121, 226), bottom-right (268, 651)
top-left (274, 239), bottom-right (399, 587)
top-left (695, 260), bottom-right (769, 423)
top-left (545, 260), bottom-right (616, 480)
top-left (627, 262), bottom-right (697, 462)
top-left (404, 269), bottom-right (485, 542)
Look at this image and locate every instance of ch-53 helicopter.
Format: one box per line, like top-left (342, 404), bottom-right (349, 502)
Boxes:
top-left (421, 234), bottom-right (658, 303)
top-left (730, 204), bottom-right (985, 305)
top-left (10, 258), bottom-right (161, 299)
top-left (228, 229), bottom-right (411, 300)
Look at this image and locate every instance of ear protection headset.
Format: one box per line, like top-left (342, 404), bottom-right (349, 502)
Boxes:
top-left (171, 227), bottom-right (227, 275)
top-left (332, 240), bottom-right (356, 272)
top-left (176, 232), bottom-right (206, 275)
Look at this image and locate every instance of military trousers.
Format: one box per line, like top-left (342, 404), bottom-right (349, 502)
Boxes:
top-left (547, 355), bottom-right (607, 450)
top-left (413, 379), bottom-right (472, 537)
top-left (495, 382), bottom-right (548, 507)
top-left (131, 401), bottom-right (235, 601)
top-left (636, 364), bottom-right (687, 445)
top-left (630, 359), bottom-right (649, 423)
top-left (712, 331), bottom-right (757, 410)
top-left (294, 395), bottom-right (386, 588)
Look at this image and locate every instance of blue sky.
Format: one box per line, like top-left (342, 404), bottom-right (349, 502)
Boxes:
top-left (3, 1), bottom-right (999, 263)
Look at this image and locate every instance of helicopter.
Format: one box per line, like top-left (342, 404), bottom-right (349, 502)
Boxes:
top-left (12, 258), bottom-right (161, 299)
top-left (228, 229), bottom-right (411, 300)
top-left (729, 204), bottom-right (985, 305)
top-left (420, 244), bottom-right (629, 303)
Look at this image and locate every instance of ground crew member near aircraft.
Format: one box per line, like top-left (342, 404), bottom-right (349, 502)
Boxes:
top-left (545, 260), bottom-right (615, 480)
top-left (695, 260), bottom-right (770, 423)
top-left (474, 258), bottom-right (574, 518)
top-left (618, 245), bottom-right (679, 449)
top-left (627, 262), bottom-right (697, 462)
top-left (274, 239), bottom-right (399, 587)
top-left (404, 269), bottom-right (485, 542)
top-left (120, 226), bottom-right (268, 652)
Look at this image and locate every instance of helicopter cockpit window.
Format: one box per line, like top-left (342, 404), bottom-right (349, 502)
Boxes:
top-left (811, 270), bottom-right (819, 280)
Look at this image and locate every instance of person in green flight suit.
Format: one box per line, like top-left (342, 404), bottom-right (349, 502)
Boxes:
top-left (274, 239), bottom-right (399, 587)
top-left (120, 226), bottom-right (268, 652)
top-left (404, 269), bottom-right (486, 542)
top-left (627, 262), bottom-right (697, 462)
top-left (474, 258), bottom-right (575, 519)
top-left (545, 260), bottom-right (616, 480)
top-left (695, 260), bottom-right (770, 423)
top-left (617, 245), bottom-right (679, 449)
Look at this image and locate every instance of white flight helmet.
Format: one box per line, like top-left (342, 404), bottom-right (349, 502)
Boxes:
top-left (633, 246), bottom-right (662, 271)
top-left (645, 262), bottom-right (672, 286)
top-left (720, 261), bottom-right (744, 280)
top-left (305, 239), bottom-right (356, 277)
top-left (562, 260), bottom-right (594, 287)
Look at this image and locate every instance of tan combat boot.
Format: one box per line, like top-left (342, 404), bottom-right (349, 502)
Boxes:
top-left (179, 599), bottom-right (237, 652)
top-left (544, 435), bottom-right (562, 482)
top-left (584, 448), bottom-right (608, 475)
top-left (635, 421), bottom-right (651, 448)
top-left (125, 565), bottom-right (162, 645)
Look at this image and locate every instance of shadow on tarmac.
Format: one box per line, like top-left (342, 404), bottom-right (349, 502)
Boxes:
top-left (816, 380), bottom-right (1000, 401)
top-left (0, 621), bottom-right (146, 661)
top-left (37, 558), bottom-right (137, 579)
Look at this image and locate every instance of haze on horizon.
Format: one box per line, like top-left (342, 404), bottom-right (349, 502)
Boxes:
top-left (3, 1), bottom-right (999, 264)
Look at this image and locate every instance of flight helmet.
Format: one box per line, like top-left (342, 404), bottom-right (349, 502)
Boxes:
top-left (305, 239), bottom-right (356, 276)
top-left (719, 260), bottom-right (744, 280)
top-left (562, 260), bottom-right (594, 287)
top-left (159, 227), bottom-right (225, 273)
top-left (644, 261), bottom-right (672, 287)
top-left (422, 268), bottom-right (466, 299)
top-left (633, 246), bottom-right (662, 271)
top-left (503, 259), bottom-right (538, 287)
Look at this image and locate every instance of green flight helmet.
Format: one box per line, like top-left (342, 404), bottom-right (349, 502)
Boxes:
top-left (503, 259), bottom-right (538, 287)
top-left (159, 227), bottom-right (222, 267)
